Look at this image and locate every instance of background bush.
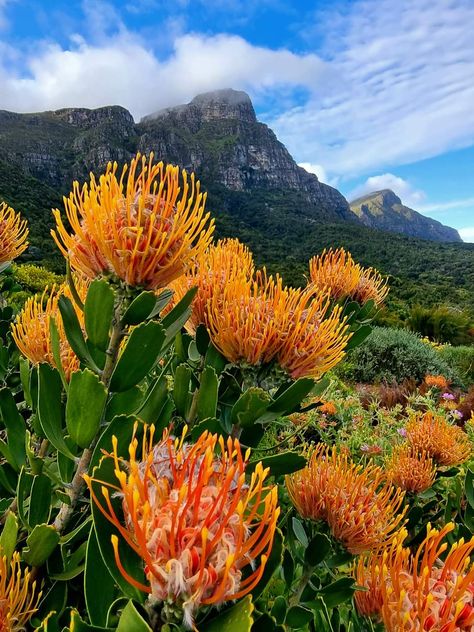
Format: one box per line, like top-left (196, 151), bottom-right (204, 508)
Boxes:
top-left (438, 345), bottom-right (474, 387)
top-left (407, 304), bottom-right (473, 345)
top-left (342, 326), bottom-right (459, 384)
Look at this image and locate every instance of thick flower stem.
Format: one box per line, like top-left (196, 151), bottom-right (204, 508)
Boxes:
top-left (54, 302), bottom-right (125, 534)
top-left (290, 565), bottom-right (315, 607)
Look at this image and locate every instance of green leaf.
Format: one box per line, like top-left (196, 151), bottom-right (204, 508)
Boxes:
top-left (465, 469), bottom-right (474, 509)
top-left (316, 577), bottom-right (357, 608)
top-left (84, 280), bottom-right (115, 351)
top-left (305, 533), bottom-right (332, 567)
top-left (173, 364), bottom-right (192, 417)
top-left (58, 295), bottom-right (99, 372)
top-left (23, 523), bottom-right (60, 566)
top-left (251, 529), bottom-right (283, 600)
top-left (137, 374), bottom-right (169, 426)
top-left (285, 606), bottom-right (313, 628)
top-left (259, 379), bottom-right (315, 423)
top-left (271, 596), bottom-right (287, 625)
top-left (69, 610), bottom-right (113, 631)
top-left (85, 528), bottom-right (117, 627)
top-left (231, 388), bottom-right (270, 429)
top-left (292, 517), bottom-right (308, 548)
top-left (0, 512), bottom-right (18, 563)
top-left (66, 369), bottom-right (107, 448)
top-left (248, 452), bottom-right (306, 478)
top-left (191, 417), bottom-right (223, 441)
top-left (16, 467), bottom-right (33, 527)
top-left (122, 292), bottom-right (157, 326)
top-left (29, 474), bottom-right (52, 527)
top-left (19, 357), bottom-right (32, 408)
top-left (0, 387), bottom-right (26, 471)
top-left (196, 367), bottom-right (218, 421)
top-left (117, 602), bottom-right (152, 632)
top-left (91, 415), bottom-right (137, 471)
top-left (110, 322), bottom-right (165, 392)
top-left (201, 595), bottom-right (254, 632)
top-left (344, 325), bottom-right (372, 351)
top-left (49, 316), bottom-right (68, 389)
top-left (205, 343), bottom-right (227, 374)
top-left (37, 364), bottom-right (75, 460)
top-left (160, 287), bottom-right (197, 345)
top-left (196, 324), bottom-right (210, 355)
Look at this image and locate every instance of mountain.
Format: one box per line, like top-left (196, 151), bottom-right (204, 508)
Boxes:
top-left (349, 189), bottom-right (461, 242)
top-left (0, 89), bottom-right (472, 317)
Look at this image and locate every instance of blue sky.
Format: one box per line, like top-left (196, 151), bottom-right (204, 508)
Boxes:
top-left (0, 0), bottom-right (473, 239)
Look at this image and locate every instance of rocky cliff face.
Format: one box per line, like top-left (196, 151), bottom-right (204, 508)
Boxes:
top-left (349, 189), bottom-right (462, 242)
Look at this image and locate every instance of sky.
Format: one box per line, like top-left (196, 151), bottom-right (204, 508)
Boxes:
top-left (0, 0), bottom-right (473, 240)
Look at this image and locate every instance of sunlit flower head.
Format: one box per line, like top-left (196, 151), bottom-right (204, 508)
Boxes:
top-left (308, 248), bottom-right (361, 301)
top-left (52, 153), bottom-right (214, 290)
top-left (0, 551), bottom-right (41, 631)
top-left (354, 528), bottom-right (408, 619)
top-left (351, 266), bottom-right (389, 306)
top-left (319, 401), bottom-right (337, 416)
top-left (380, 522), bottom-right (474, 631)
top-left (85, 426), bottom-right (279, 628)
top-left (0, 203), bottom-right (29, 265)
top-left (11, 282), bottom-right (85, 380)
top-left (168, 238), bottom-right (254, 335)
top-left (277, 287), bottom-right (350, 380)
top-left (406, 411), bottom-right (472, 466)
top-left (385, 445), bottom-right (436, 494)
top-left (425, 374), bottom-right (449, 390)
top-left (286, 444), bottom-right (406, 554)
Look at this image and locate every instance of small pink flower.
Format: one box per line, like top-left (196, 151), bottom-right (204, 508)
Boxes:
top-left (398, 427), bottom-right (407, 437)
top-left (453, 410), bottom-right (463, 419)
top-left (442, 393), bottom-right (455, 401)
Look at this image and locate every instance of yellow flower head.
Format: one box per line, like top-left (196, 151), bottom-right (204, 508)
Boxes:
top-left (11, 282), bottom-right (85, 380)
top-left (168, 238), bottom-right (254, 335)
top-left (52, 154), bottom-right (214, 290)
top-left (286, 444), bottom-right (406, 554)
top-left (380, 523), bottom-right (474, 631)
top-left (385, 445), bottom-right (436, 494)
top-left (85, 426), bottom-right (279, 628)
top-left (0, 551), bottom-right (41, 631)
top-left (406, 411), bottom-right (472, 466)
top-left (308, 248), bottom-right (361, 301)
top-left (0, 203), bottom-right (28, 265)
top-left (308, 248), bottom-right (388, 306)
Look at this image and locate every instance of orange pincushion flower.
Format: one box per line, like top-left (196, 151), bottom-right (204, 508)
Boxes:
top-left (85, 426), bottom-right (279, 628)
top-left (351, 267), bottom-right (389, 306)
top-left (308, 248), bottom-right (361, 301)
top-left (385, 445), bottom-right (436, 494)
top-left (286, 445), bottom-right (406, 554)
top-left (52, 153), bottom-right (214, 290)
top-left (380, 522), bottom-right (474, 631)
top-left (169, 238), bottom-right (254, 335)
top-left (0, 203), bottom-right (28, 264)
top-left (0, 551), bottom-right (41, 631)
top-left (406, 411), bottom-right (472, 466)
top-left (354, 528), bottom-right (407, 618)
top-left (11, 283), bottom-right (85, 380)
top-left (425, 374), bottom-right (449, 390)
top-left (319, 401), bottom-right (337, 415)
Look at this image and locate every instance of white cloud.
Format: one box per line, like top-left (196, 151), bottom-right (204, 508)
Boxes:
top-left (0, 32), bottom-right (327, 120)
top-left (417, 197), bottom-right (474, 213)
top-left (347, 173), bottom-right (426, 207)
top-left (297, 162), bottom-right (340, 187)
top-left (459, 226), bottom-right (474, 243)
top-left (271, 0), bottom-right (474, 176)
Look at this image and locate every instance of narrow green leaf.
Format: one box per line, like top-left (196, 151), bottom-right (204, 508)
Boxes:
top-left (196, 324), bottom-right (210, 355)
top-left (292, 517), bottom-right (308, 548)
top-left (344, 324), bottom-right (372, 351)
top-left (66, 369), bottom-right (107, 448)
top-left (110, 322), bottom-right (165, 392)
top-left (305, 533), bottom-right (332, 567)
top-left (196, 367), bottom-right (218, 421)
top-left (251, 529), bottom-right (283, 600)
top-left (0, 512), bottom-right (18, 563)
top-left (84, 280), bottom-right (115, 351)
top-left (116, 602), bottom-right (152, 632)
top-left (29, 474), bottom-right (52, 527)
top-left (231, 388), bottom-right (270, 429)
top-left (465, 469), bottom-right (474, 509)
top-left (0, 387), bottom-right (26, 471)
top-left (58, 295), bottom-right (99, 371)
top-left (285, 605), bottom-right (313, 628)
top-left (49, 316), bottom-right (68, 390)
top-left (106, 387), bottom-right (144, 422)
top-left (22, 524), bottom-right (60, 566)
top-left (37, 364), bottom-right (75, 460)
top-left (85, 528), bottom-right (117, 627)
top-left (19, 357), bottom-right (32, 408)
top-left (201, 595), bottom-right (254, 632)
top-left (173, 364), bottom-right (192, 417)
top-left (248, 452), bottom-right (306, 478)
top-left (137, 374), bottom-right (168, 425)
top-left (160, 287), bottom-right (197, 344)
top-left (122, 291), bottom-right (157, 326)
top-left (69, 610), bottom-right (113, 631)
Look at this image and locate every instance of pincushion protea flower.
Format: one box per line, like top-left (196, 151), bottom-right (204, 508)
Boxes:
top-left (379, 522), bottom-right (474, 631)
top-left (52, 153), bottom-right (214, 290)
top-left (308, 247), bottom-right (388, 306)
top-left (406, 411), bottom-right (472, 466)
top-left (84, 426), bottom-right (279, 628)
top-left (11, 282), bottom-right (85, 379)
top-left (0, 202), bottom-right (28, 265)
top-left (168, 238), bottom-right (254, 335)
top-left (425, 374), bottom-right (449, 390)
top-left (0, 551), bottom-right (41, 630)
top-left (385, 445), bottom-right (436, 493)
top-left (286, 444), bottom-right (405, 554)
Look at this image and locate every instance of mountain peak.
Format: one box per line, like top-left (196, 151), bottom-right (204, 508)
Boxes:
top-left (142, 88), bottom-right (256, 124)
top-left (349, 189), bottom-right (462, 242)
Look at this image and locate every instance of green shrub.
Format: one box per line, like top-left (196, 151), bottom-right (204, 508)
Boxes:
top-left (12, 263), bottom-right (63, 293)
top-left (407, 304), bottom-right (473, 345)
top-left (438, 345), bottom-right (474, 386)
top-left (343, 326), bottom-right (458, 384)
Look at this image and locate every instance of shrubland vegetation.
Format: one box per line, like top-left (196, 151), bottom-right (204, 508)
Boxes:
top-left (0, 154), bottom-right (473, 631)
